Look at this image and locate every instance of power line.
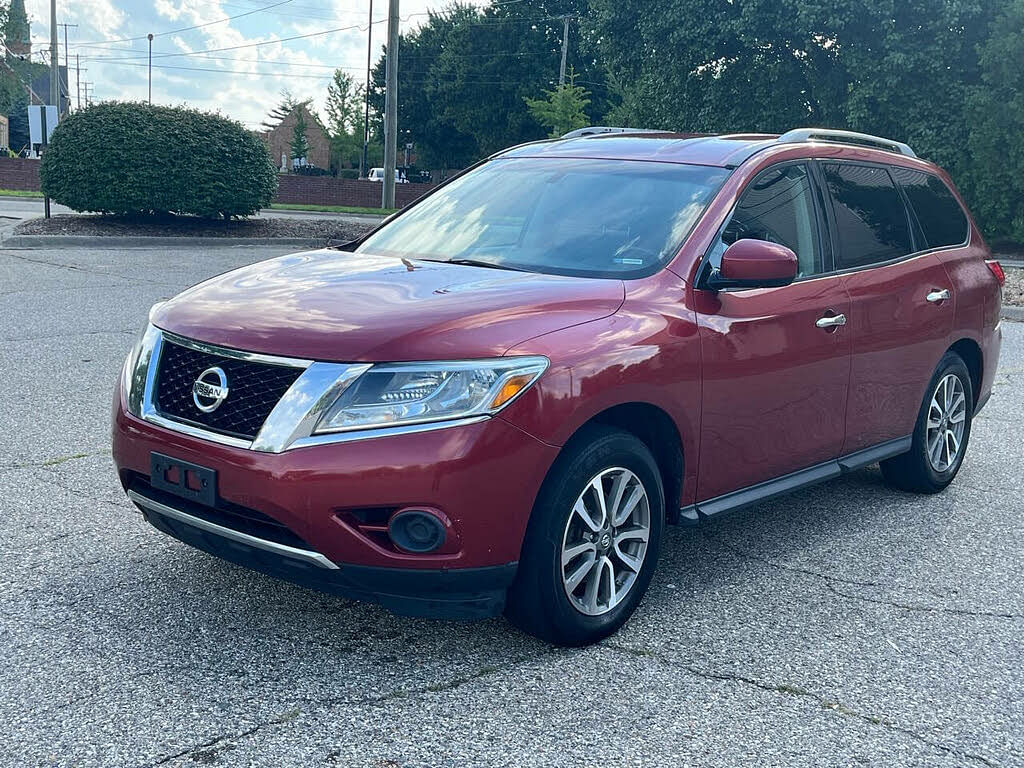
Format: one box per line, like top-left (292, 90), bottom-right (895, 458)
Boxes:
top-left (70, 13), bottom-right (569, 56)
top-left (75, 0), bottom-right (297, 47)
top-left (83, 49), bottom-right (554, 67)
top-left (99, 59), bottom-right (335, 80)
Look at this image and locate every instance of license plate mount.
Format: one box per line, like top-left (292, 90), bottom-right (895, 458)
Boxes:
top-left (150, 452), bottom-right (216, 507)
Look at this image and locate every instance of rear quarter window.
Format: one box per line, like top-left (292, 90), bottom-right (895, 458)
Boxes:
top-left (890, 167), bottom-right (969, 249)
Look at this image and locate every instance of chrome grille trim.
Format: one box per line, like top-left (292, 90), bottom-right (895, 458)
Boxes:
top-left (131, 328), bottom-right (486, 452)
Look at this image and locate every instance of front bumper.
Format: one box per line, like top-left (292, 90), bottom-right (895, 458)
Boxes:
top-left (130, 485), bottom-right (516, 618)
top-left (113, 388), bottom-right (559, 618)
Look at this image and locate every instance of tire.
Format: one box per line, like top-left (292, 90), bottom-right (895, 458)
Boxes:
top-left (881, 351), bottom-right (974, 494)
top-left (506, 425), bottom-right (665, 646)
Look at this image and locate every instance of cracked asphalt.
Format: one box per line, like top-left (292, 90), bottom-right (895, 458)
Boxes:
top-left (1, 244), bottom-right (1022, 768)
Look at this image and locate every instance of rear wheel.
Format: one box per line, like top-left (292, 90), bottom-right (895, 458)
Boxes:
top-left (881, 352), bottom-right (973, 493)
top-left (506, 426), bottom-right (664, 646)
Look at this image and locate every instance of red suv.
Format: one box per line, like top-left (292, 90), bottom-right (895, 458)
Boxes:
top-left (113, 128), bottom-right (1004, 645)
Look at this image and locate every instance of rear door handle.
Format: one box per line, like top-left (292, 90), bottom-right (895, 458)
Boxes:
top-left (816, 314), bottom-right (847, 329)
top-left (927, 288), bottom-right (951, 303)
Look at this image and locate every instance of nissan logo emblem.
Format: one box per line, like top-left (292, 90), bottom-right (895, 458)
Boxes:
top-left (192, 366), bottom-right (229, 413)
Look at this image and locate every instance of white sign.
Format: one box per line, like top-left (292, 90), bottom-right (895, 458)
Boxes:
top-left (28, 105), bottom-right (58, 145)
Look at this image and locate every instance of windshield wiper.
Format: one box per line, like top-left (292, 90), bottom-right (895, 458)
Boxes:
top-left (443, 258), bottom-right (527, 272)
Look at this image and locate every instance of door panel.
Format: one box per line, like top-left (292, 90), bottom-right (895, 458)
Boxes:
top-left (817, 161), bottom-right (956, 454)
top-left (840, 254), bottom-right (954, 453)
top-left (693, 277), bottom-right (852, 500)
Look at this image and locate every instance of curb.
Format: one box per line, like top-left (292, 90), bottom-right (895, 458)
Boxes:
top-left (1002, 306), bottom-right (1024, 323)
top-left (0, 234), bottom-right (338, 249)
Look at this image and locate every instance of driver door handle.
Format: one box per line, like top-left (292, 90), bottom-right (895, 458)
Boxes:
top-left (816, 313), bottom-right (847, 329)
top-left (927, 288), bottom-right (951, 303)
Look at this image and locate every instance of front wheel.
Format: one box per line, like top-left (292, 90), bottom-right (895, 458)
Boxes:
top-left (506, 426), bottom-right (664, 646)
top-left (881, 351), bottom-right (974, 493)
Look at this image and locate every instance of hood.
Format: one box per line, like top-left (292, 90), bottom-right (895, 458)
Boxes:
top-left (151, 249), bottom-right (625, 362)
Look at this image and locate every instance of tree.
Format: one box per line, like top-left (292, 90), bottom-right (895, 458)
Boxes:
top-left (369, 1), bottom-right (611, 170)
top-left (325, 69), bottom-right (364, 171)
top-left (261, 89), bottom-right (299, 131)
top-left (965, 0), bottom-right (1024, 242)
top-left (325, 69), bottom-right (361, 137)
top-left (525, 72), bottom-right (590, 137)
top-left (586, 0), bottom-right (1012, 239)
top-left (290, 108), bottom-right (309, 165)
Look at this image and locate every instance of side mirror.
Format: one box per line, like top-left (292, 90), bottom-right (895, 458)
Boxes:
top-left (706, 238), bottom-right (798, 290)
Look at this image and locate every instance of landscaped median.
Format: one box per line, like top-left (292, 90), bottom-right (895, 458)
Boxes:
top-left (1003, 265), bottom-right (1024, 321)
top-left (2, 212), bottom-right (381, 249)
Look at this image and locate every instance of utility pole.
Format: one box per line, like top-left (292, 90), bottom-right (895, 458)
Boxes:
top-left (360, 0), bottom-right (373, 179)
top-left (381, 0), bottom-right (399, 209)
top-left (147, 34), bottom-right (153, 104)
top-left (58, 23), bottom-right (76, 115)
top-left (76, 54), bottom-right (82, 110)
top-left (49, 0), bottom-right (59, 118)
top-left (558, 15), bottom-right (572, 86)
top-left (83, 82), bottom-right (93, 107)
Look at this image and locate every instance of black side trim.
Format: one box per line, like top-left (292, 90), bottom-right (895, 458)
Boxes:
top-left (680, 436), bottom-right (912, 522)
top-left (837, 436), bottom-right (912, 472)
top-left (697, 462), bottom-right (840, 519)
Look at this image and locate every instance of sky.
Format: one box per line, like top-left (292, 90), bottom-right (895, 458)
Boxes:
top-left (25, 0), bottom-right (488, 130)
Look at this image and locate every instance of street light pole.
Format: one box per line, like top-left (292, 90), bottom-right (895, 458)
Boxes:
top-left (58, 23), bottom-right (76, 115)
top-left (559, 15), bottom-right (571, 86)
top-left (147, 33), bottom-right (153, 104)
top-left (360, 0), bottom-right (372, 179)
top-left (48, 0), bottom-right (58, 118)
top-left (382, 0), bottom-right (399, 209)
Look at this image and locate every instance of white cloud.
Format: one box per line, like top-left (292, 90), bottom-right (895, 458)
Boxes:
top-left (24, 0), bottom-right (488, 128)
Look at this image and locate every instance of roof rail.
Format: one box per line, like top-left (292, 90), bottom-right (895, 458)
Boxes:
top-left (777, 128), bottom-right (917, 158)
top-left (560, 126), bottom-right (664, 139)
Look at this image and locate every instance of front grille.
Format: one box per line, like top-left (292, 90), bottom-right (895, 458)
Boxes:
top-left (155, 339), bottom-right (303, 440)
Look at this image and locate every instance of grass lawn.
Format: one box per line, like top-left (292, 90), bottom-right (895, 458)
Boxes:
top-left (270, 203), bottom-right (396, 216)
top-left (0, 188), bottom-right (43, 197)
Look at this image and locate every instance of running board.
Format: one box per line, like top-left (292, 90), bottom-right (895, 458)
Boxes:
top-left (678, 436), bottom-right (912, 524)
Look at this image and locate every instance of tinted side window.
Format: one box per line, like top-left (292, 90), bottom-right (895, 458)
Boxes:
top-left (708, 164), bottom-right (824, 278)
top-left (890, 167), bottom-right (968, 249)
top-left (822, 163), bottom-right (913, 269)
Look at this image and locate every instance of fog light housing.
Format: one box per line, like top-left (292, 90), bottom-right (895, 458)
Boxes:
top-left (388, 509), bottom-right (447, 554)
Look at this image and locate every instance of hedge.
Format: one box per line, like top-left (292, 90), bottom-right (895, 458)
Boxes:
top-left (40, 102), bottom-right (277, 218)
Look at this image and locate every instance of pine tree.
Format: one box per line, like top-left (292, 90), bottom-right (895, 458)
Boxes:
top-left (524, 71), bottom-right (590, 138)
top-left (289, 108), bottom-right (309, 166)
top-left (261, 89), bottom-right (299, 131)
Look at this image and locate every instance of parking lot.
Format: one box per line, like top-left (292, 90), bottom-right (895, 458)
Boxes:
top-left (2, 244), bottom-right (1022, 768)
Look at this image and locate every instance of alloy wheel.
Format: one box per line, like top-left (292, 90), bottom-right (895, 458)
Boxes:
top-left (926, 373), bottom-right (967, 472)
top-left (560, 467), bottom-right (651, 616)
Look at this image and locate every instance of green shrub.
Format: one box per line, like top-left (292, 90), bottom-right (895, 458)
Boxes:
top-left (336, 168), bottom-right (360, 179)
top-left (40, 102), bottom-right (277, 218)
top-left (292, 164), bottom-right (331, 176)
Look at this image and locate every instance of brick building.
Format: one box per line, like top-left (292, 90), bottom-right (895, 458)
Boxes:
top-left (261, 104), bottom-right (331, 172)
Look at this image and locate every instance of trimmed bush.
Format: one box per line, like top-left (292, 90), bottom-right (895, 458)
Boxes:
top-left (292, 164), bottom-right (331, 176)
top-left (40, 102), bottom-right (277, 218)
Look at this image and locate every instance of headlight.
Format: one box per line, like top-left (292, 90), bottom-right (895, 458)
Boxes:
top-left (121, 305), bottom-right (164, 417)
top-left (314, 357), bottom-right (548, 434)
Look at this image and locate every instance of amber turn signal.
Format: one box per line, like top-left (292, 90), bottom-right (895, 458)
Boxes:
top-left (489, 373), bottom-right (537, 409)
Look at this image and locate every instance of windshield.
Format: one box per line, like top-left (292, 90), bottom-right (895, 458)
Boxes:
top-left (355, 157), bottom-right (730, 278)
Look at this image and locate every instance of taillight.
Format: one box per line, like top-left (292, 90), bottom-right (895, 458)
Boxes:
top-left (986, 260), bottom-right (1005, 286)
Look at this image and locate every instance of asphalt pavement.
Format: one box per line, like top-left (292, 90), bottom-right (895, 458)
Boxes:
top-left (1, 244), bottom-right (1022, 768)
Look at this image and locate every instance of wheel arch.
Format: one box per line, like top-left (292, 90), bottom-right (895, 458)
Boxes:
top-left (949, 337), bottom-right (983, 403)
top-left (565, 402), bottom-right (684, 524)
